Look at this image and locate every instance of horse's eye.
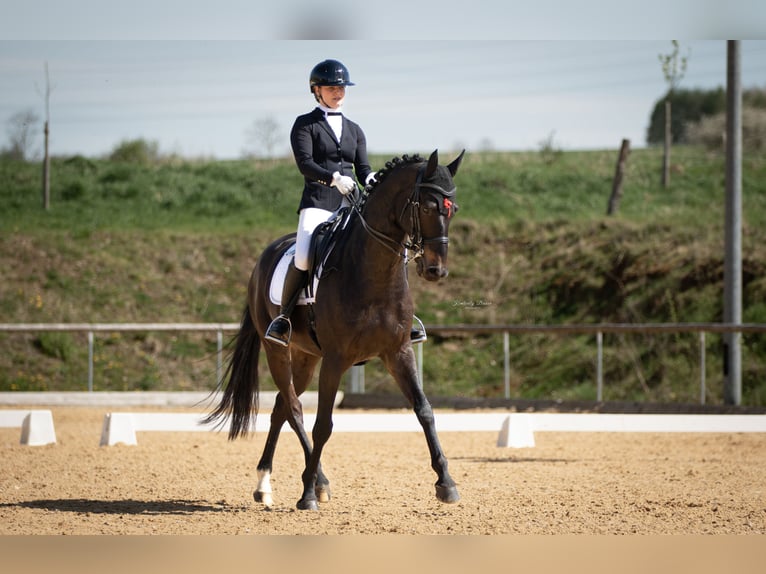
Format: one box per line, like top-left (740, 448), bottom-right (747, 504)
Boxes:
top-left (422, 200), bottom-right (438, 213)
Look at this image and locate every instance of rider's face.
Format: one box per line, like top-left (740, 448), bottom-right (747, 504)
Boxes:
top-left (316, 85), bottom-right (345, 109)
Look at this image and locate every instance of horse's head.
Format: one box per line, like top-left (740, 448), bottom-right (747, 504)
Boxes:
top-left (413, 149), bottom-right (464, 281)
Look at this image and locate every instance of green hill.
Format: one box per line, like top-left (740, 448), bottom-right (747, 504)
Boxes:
top-left (1, 147), bottom-right (765, 405)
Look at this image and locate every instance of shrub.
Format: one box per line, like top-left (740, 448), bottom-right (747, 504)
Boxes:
top-left (63, 155), bottom-right (98, 174)
top-left (61, 180), bottom-right (88, 201)
top-left (33, 332), bottom-right (74, 361)
top-left (647, 87), bottom-right (766, 146)
top-left (686, 107), bottom-right (766, 151)
top-left (109, 138), bottom-right (160, 164)
top-left (646, 88), bottom-right (726, 145)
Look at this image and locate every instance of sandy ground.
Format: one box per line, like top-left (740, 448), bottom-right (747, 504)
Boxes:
top-left (1, 406), bottom-right (765, 535)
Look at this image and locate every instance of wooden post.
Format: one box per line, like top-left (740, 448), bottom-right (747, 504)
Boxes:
top-left (607, 138), bottom-right (630, 215)
top-left (42, 120), bottom-right (50, 210)
top-left (662, 99), bottom-right (671, 187)
top-left (40, 62), bottom-right (52, 211)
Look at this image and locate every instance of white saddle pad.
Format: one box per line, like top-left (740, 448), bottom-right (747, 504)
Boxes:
top-left (269, 244), bottom-right (320, 306)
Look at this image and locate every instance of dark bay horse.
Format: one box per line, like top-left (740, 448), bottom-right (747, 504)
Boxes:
top-left (205, 149), bottom-right (464, 510)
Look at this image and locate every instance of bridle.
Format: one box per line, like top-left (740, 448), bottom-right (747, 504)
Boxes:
top-left (351, 163), bottom-right (457, 264)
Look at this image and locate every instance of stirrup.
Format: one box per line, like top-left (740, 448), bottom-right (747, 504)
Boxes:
top-left (264, 315), bottom-right (292, 347)
top-left (410, 316), bottom-right (427, 344)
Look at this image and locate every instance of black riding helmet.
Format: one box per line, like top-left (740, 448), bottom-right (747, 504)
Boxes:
top-left (309, 59), bottom-right (355, 95)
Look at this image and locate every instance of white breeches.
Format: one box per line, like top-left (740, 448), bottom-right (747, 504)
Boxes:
top-left (294, 207), bottom-right (335, 271)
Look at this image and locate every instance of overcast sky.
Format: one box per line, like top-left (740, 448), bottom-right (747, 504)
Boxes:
top-left (2, 3), bottom-right (765, 160)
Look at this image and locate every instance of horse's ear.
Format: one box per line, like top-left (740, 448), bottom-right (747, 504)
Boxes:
top-left (447, 149), bottom-right (465, 177)
top-left (425, 149), bottom-right (439, 178)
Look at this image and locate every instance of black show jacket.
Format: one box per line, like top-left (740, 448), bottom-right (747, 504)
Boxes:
top-left (290, 107), bottom-right (373, 213)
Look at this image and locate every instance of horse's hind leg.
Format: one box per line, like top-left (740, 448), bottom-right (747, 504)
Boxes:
top-left (383, 347), bottom-right (460, 504)
top-left (257, 348), bottom-right (326, 508)
top-left (255, 395), bottom-right (331, 505)
top-left (253, 392), bottom-right (287, 508)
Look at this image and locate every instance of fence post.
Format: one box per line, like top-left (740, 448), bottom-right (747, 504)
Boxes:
top-left (607, 138), bottom-right (631, 215)
top-left (348, 365), bottom-right (365, 393)
top-left (503, 331), bottom-right (510, 399)
top-left (596, 331), bottom-right (603, 401)
top-left (699, 331), bottom-right (706, 405)
top-left (216, 329), bottom-right (223, 384)
top-left (87, 331), bottom-right (94, 392)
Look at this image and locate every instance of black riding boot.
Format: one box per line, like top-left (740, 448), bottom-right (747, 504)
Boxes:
top-left (264, 262), bottom-right (308, 347)
top-left (410, 315), bottom-right (427, 344)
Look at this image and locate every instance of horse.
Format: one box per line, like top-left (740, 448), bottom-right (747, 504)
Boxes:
top-left (204, 149), bottom-right (464, 511)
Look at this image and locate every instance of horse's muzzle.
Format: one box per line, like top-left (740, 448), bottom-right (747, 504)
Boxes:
top-left (416, 257), bottom-right (449, 281)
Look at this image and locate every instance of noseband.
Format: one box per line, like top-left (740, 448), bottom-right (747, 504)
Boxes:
top-left (353, 163), bottom-right (457, 263)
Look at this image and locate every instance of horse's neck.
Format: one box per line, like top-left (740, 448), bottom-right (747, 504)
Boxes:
top-left (337, 199), bottom-right (409, 293)
top-left (337, 169), bottom-right (415, 293)
top-left (347, 218), bottom-right (407, 280)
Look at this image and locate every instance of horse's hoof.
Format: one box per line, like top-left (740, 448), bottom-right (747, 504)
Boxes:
top-left (254, 490), bottom-right (273, 508)
top-left (435, 484), bottom-right (460, 504)
top-left (296, 498), bottom-right (319, 511)
top-left (315, 484), bottom-right (331, 503)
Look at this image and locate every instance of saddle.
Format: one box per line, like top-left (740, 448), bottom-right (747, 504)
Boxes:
top-left (268, 206), bottom-right (354, 306)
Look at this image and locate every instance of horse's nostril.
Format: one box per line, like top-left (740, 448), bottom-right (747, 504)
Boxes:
top-left (426, 266), bottom-right (448, 280)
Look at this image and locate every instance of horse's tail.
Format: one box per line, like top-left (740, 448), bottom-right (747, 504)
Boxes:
top-left (202, 305), bottom-right (260, 440)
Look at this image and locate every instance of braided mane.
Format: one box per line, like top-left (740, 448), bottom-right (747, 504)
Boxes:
top-left (365, 154), bottom-right (423, 193)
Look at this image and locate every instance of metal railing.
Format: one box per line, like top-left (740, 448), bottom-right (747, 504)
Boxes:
top-left (427, 323), bottom-right (766, 404)
top-left (2, 322), bottom-right (764, 403)
top-left (0, 323), bottom-right (239, 392)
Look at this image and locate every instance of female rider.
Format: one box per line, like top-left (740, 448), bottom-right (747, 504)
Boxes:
top-left (265, 59), bottom-right (426, 347)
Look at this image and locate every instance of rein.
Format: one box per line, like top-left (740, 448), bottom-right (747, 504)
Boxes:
top-left (351, 164), bottom-right (456, 263)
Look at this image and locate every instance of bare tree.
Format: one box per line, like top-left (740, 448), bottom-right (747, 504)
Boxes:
top-left (245, 116), bottom-right (282, 158)
top-left (658, 41), bottom-right (689, 188)
top-left (4, 109), bottom-right (40, 161)
top-left (478, 137), bottom-right (495, 152)
top-left (37, 61), bottom-right (54, 210)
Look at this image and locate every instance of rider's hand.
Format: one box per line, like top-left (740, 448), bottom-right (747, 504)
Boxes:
top-left (331, 172), bottom-right (356, 195)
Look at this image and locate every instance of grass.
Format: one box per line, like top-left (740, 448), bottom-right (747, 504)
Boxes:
top-left (1, 146), bottom-right (765, 404)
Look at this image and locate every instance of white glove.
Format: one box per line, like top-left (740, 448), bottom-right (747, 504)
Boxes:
top-left (365, 171), bottom-right (378, 186)
top-left (331, 171), bottom-right (356, 195)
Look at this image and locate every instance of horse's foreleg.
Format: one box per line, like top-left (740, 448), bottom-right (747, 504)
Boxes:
top-left (385, 348), bottom-right (460, 504)
top-left (296, 362), bottom-right (343, 511)
top-left (289, 352), bottom-right (331, 503)
top-left (283, 396), bottom-right (332, 506)
top-left (411, 388), bottom-right (460, 503)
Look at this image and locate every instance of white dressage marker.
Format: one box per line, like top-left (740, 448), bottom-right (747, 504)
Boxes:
top-left (0, 409), bottom-right (57, 446)
top-left (97, 410), bottom-right (766, 447)
top-left (496, 413), bottom-right (766, 448)
top-left (497, 413), bottom-right (536, 448)
top-left (99, 412), bottom-right (508, 446)
top-left (100, 412), bottom-right (222, 446)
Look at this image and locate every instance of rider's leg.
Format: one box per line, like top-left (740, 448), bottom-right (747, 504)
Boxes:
top-left (265, 208), bottom-right (333, 347)
top-left (264, 259), bottom-right (308, 347)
